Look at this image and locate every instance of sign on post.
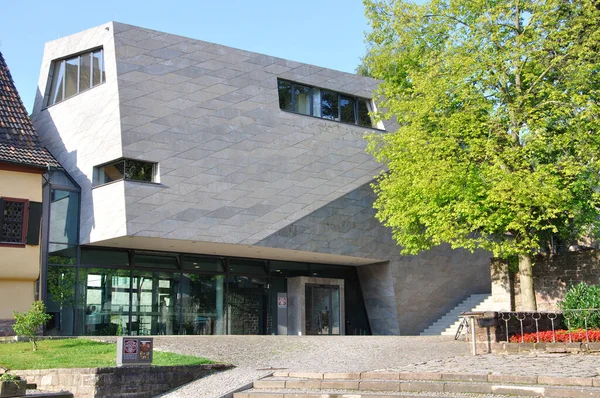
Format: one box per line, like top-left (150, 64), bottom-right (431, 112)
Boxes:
top-left (117, 337), bottom-right (153, 366)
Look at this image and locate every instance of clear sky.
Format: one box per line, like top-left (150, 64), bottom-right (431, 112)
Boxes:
top-left (1, 0), bottom-right (372, 113)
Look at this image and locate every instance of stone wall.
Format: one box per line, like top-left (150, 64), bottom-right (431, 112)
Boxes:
top-left (493, 251), bottom-right (600, 311)
top-left (16, 364), bottom-right (230, 398)
top-left (0, 319), bottom-right (15, 336)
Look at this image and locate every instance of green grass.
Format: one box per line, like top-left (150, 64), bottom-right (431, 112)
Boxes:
top-left (0, 338), bottom-right (214, 370)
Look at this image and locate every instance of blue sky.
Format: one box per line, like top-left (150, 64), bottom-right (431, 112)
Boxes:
top-left (1, 0), bottom-right (372, 113)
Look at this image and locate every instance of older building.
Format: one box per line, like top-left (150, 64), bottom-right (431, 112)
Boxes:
top-left (31, 22), bottom-right (491, 336)
top-left (0, 51), bottom-right (60, 335)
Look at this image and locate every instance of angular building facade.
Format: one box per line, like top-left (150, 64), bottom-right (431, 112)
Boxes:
top-left (31, 22), bottom-right (491, 336)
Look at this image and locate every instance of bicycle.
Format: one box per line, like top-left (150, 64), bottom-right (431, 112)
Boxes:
top-left (454, 316), bottom-right (470, 340)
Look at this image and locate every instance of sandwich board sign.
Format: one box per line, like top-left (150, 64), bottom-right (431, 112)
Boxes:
top-left (117, 337), bottom-right (153, 366)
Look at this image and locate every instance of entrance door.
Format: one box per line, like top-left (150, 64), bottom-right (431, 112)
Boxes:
top-left (305, 285), bottom-right (340, 335)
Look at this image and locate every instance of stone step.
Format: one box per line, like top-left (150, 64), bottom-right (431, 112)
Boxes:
top-left (420, 293), bottom-right (496, 336)
top-left (235, 389), bottom-right (536, 397)
top-left (232, 372), bottom-right (600, 398)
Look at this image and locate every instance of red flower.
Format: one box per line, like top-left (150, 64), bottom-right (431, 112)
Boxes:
top-left (509, 329), bottom-right (600, 343)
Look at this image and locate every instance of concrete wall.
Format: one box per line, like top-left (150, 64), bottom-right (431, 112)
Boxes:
top-left (258, 183), bottom-right (492, 335)
top-left (0, 170), bottom-right (43, 320)
top-left (31, 22), bottom-right (125, 245)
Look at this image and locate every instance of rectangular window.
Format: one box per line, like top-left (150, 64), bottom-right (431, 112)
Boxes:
top-left (293, 84), bottom-right (311, 115)
top-left (47, 48), bottom-right (105, 106)
top-left (321, 90), bottom-right (339, 121)
top-left (95, 159), bottom-right (157, 186)
top-left (0, 198), bottom-right (29, 244)
top-left (278, 80), bottom-right (292, 111)
top-left (277, 79), bottom-right (376, 128)
top-left (340, 95), bottom-right (356, 124)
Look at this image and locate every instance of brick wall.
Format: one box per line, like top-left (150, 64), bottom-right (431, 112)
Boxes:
top-left (16, 364), bottom-right (231, 398)
top-left (497, 250), bottom-right (600, 311)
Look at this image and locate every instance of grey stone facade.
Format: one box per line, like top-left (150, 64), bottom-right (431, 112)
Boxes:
top-left (31, 22), bottom-right (491, 335)
top-left (32, 22), bottom-right (392, 246)
top-left (258, 183), bottom-right (491, 335)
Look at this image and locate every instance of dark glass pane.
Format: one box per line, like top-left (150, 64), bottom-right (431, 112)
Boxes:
top-left (278, 80), bottom-right (292, 111)
top-left (131, 270), bottom-right (179, 335)
top-left (228, 259), bottom-right (266, 275)
top-left (179, 274), bottom-right (225, 335)
top-left (48, 243), bottom-right (77, 265)
top-left (309, 263), bottom-right (348, 279)
top-left (321, 90), bottom-right (339, 120)
top-left (134, 252), bottom-right (179, 270)
top-left (226, 276), bottom-right (267, 334)
top-left (340, 95), bottom-right (356, 124)
top-left (46, 266), bottom-right (77, 336)
top-left (357, 99), bottom-right (373, 127)
top-left (50, 190), bottom-right (79, 245)
top-left (49, 170), bottom-right (79, 189)
top-left (80, 53), bottom-right (92, 91)
top-left (77, 267), bottom-right (132, 335)
top-left (125, 160), bottom-right (154, 182)
top-left (306, 285), bottom-right (340, 335)
top-left (65, 57), bottom-right (79, 98)
top-left (48, 61), bottom-right (65, 105)
top-left (99, 161), bottom-right (125, 184)
top-left (92, 50), bottom-right (104, 86)
top-left (81, 248), bottom-right (130, 267)
top-left (293, 84), bottom-right (311, 115)
top-left (270, 261), bottom-right (309, 278)
top-left (182, 256), bottom-right (224, 273)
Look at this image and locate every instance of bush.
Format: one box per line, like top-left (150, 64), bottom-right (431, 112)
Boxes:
top-left (558, 282), bottom-right (600, 329)
top-left (12, 301), bottom-right (52, 351)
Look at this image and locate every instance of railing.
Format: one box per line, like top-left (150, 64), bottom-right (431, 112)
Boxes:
top-left (497, 309), bottom-right (600, 344)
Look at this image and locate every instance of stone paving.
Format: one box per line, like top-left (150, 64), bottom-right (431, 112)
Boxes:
top-left (152, 335), bottom-right (600, 397)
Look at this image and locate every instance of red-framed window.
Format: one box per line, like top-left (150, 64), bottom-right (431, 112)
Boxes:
top-left (0, 197), bottom-right (29, 245)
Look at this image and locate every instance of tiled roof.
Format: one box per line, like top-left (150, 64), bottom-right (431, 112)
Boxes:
top-left (0, 51), bottom-right (59, 169)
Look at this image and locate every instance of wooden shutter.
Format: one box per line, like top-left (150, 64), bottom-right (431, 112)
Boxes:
top-left (26, 201), bottom-right (43, 245)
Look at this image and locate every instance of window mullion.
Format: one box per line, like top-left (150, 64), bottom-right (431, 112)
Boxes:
top-left (61, 61), bottom-right (66, 100)
top-left (77, 56), bottom-right (81, 94)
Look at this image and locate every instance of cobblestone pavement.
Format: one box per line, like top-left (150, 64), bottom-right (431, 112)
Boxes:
top-left (153, 335), bottom-right (600, 397)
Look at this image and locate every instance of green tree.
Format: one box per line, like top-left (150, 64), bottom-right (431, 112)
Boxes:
top-left (363, 0), bottom-right (600, 310)
top-left (13, 301), bottom-right (52, 351)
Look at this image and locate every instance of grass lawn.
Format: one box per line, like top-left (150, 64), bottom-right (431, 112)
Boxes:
top-left (0, 338), bottom-right (214, 370)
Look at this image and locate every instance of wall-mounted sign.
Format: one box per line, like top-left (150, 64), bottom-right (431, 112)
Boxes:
top-left (277, 296), bottom-right (287, 308)
top-left (117, 337), bottom-right (153, 366)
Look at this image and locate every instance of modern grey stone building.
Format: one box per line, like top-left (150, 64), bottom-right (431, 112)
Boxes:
top-left (31, 22), bottom-right (491, 337)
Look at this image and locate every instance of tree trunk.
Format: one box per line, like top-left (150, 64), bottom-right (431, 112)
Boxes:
top-left (518, 254), bottom-right (537, 311)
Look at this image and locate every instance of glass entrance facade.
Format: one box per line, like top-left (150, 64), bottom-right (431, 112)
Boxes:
top-left (42, 171), bottom-right (371, 337)
top-left (306, 285), bottom-right (341, 335)
top-left (45, 247), bottom-right (371, 336)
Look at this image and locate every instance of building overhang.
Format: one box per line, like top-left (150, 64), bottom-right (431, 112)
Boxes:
top-left (85, 235), bottom-right (383, 266)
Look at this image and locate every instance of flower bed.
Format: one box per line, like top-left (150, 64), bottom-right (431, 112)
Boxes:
top-left (509, 329), bottom-right (600, 343)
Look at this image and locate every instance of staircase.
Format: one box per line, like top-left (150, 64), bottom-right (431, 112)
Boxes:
top-left (420, 293), bottom-right (498, 336)
top-left (234, 371), bottom-right (600, 398)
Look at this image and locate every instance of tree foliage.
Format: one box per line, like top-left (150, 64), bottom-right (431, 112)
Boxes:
top-left (13, 301), bottom-right (52, 351)
top-left (363, 0), bottom-right (600, 309)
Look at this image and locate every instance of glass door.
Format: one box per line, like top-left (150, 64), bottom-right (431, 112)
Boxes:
top-left (305, 285), bottom-right (340, 335)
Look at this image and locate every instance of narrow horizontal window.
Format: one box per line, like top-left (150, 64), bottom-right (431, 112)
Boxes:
top-left (47, 48), bottom-right (105, 106)
top-left (277, 79), bottom-right (377, 128)
top-left (95, 159), bottom-right (158, 186)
